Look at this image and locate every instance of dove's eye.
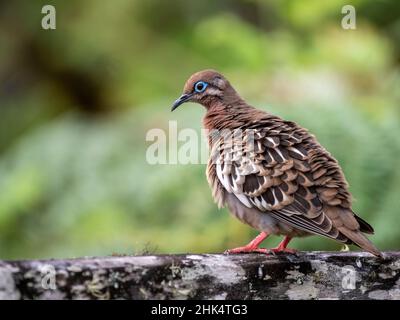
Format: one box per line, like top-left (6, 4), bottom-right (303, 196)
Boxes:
top-left (194, 81), bottom-right (208, 93)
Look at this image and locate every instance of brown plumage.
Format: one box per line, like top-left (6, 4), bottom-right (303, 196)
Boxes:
top-left (172, 69), bottom-right (381, 257)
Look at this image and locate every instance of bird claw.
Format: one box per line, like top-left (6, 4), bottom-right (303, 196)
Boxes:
top-left (225, 247), bottom-right (297, 255)
top-left (270, 247), bottom-right (298, 254)
top-left (224, 247), bottom-right (269, 254)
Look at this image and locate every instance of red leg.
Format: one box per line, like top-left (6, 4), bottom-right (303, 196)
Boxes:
top-left (270, 236), bottom-right (297, 254)
top-left (225, 232), bottom-right (269, 254)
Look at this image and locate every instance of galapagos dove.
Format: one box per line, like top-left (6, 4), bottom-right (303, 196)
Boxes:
top-left (172, 69), bottom-right (381, 257)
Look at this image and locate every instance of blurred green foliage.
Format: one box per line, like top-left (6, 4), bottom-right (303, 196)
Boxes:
top-left (0, 0), bottom-right (399, 259)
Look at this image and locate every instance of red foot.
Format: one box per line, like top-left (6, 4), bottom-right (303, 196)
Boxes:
top-left (270, 236), bottom-right (297, 254)
top-left (225, 232), bottom-right (268, 254)
top-left (226, 246), bottom-right (297, 255)
top-left (225, 235), bottom-right (297, 255)
top-left (225, 247), bottom-right (270, 254)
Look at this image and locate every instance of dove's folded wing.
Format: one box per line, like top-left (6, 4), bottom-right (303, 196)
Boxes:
top-left (210, 119), bottom-right (369, 245)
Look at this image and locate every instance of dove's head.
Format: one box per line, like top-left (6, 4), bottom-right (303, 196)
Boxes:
top-left (171, 70), bottom-right (237, 111)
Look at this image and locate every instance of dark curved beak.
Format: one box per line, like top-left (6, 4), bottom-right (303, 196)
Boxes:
top-left (171, 93), bottom-right (192, 112)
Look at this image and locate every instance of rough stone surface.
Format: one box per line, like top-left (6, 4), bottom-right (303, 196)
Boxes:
top-left (0, 251), bottom-right (399, 300)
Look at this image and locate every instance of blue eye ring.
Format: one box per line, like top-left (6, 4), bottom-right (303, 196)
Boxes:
top-left (194, 81), bottom-right (208, 93)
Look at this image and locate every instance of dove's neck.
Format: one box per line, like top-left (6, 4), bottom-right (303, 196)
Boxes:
top-left (203, 95), bottom-right (267, 131)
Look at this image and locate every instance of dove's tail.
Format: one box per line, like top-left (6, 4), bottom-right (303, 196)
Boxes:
top-left (338, 227), bottom-right (383, 258)
top-left (325, 206), bottom-right (383, 258)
